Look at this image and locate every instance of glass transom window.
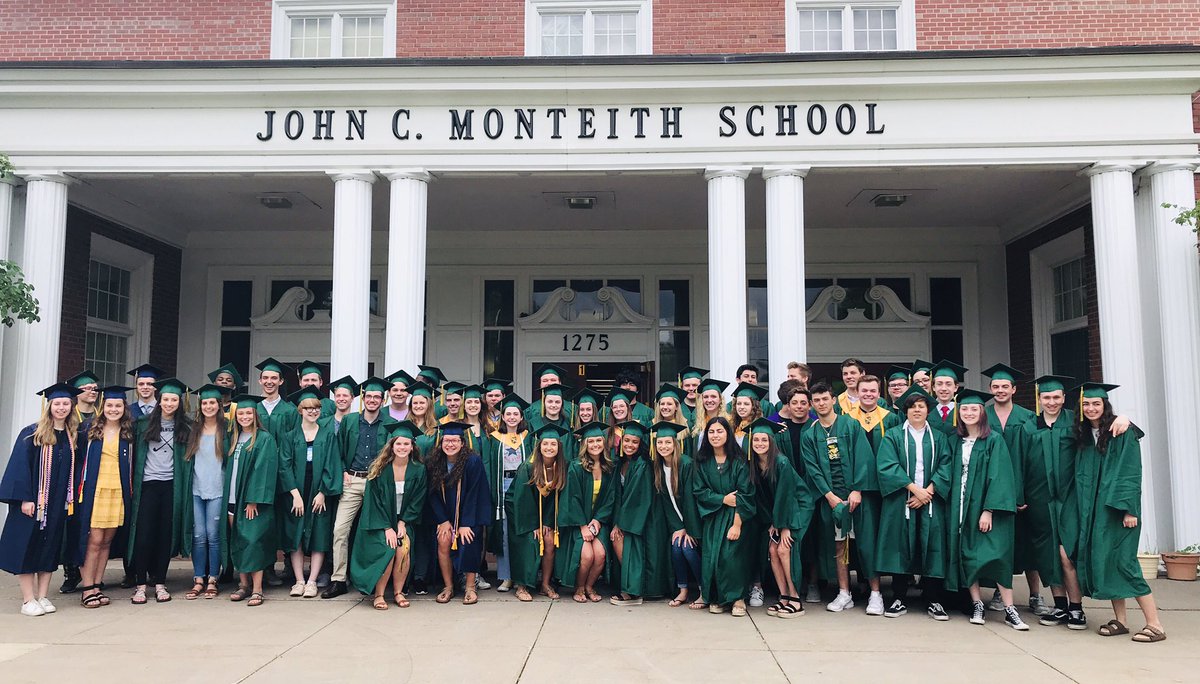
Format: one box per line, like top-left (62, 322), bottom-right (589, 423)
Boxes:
top-left (527, 1), bottom-right (652, 56)
top-left (787, 1), bottom-right (913, 52)
top-left (272, 1), bottom-right (396, 59)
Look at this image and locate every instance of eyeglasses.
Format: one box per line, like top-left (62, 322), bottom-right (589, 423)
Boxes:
top-left (302, 407), bottom-right (321, 412)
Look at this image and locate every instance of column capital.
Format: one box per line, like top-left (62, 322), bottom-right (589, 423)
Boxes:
top-left (762, 165), bottom-right (811, 180)
top-left (326, 169), bottom-right (377, 184)
top-left (0, 174), bottom-right (21, 188)
top-left (704, 166), bottom-right (752, 181)
top-left (380, 168), bottom-right (433, 183)
top-left (1081, 161), bottom-right (1145, 177)
top-left (1138, 159), bottom-right (1200, 177)
top-left (20, 172), bottom-right (74, 186)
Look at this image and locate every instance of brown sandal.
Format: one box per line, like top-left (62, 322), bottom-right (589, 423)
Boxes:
top-left (586, 589), bottom-right (603, 603)
top-left (229, 585), bottom-right (250, 602)
top-left (1098, 619), bottom-right (1129, 636)
top-left (538, 586), bottom-right (559, 600)
top-left (463, 588), bottom-right (478, 605)
top-left (435, 587), bottom-right (453, 604)
top-left (394, 593), bottom-right (410, 608)
top-left (1131, 625), bottom-right (1166, 643)
top-left (573, 591), bottom-right (588, 603)
top-left (246, 592), bottom-right (265, 607)
top-left (373, 595), bottom-right (388, 610)
top-left (515, 586), bottom-right (533, 602)
top-left (203, 578), bottom-right (219, 599)
top-left (185, 578), bottom-right (204, 600)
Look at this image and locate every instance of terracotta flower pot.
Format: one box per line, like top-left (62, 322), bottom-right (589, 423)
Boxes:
top-left (1161, 553), bottom-right (1200, 581)
top-left (1137, 553), bottom-right (1160, 580)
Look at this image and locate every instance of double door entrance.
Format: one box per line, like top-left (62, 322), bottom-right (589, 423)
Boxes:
top-left (529, 361), bottom-right (656, 405)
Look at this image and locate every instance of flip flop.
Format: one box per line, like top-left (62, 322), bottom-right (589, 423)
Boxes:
top-left (689, 599), bottom-right (708, 610)
top-left (463, 589), bottom-right (478, 605)
top-left (573, 591), bottom-right (588, 604)
top-left (1132, 625), bottom-right (1166, 643)
top-left (668, 597), bottom-right (686, 607)
top-left (538, 587), bottom-right (560, 600)
top-left (586, 589), bottom-right (603, 603)
top-left (1098, 619), bottom-right (1129, 636)
top-left (436, 588), bottom-right (454, 604)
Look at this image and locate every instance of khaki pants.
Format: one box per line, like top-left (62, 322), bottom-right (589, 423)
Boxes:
top-left (330, 475), bottom-right (366, 582)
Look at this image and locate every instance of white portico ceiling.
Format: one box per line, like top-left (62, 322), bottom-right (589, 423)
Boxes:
top-left (66, 165), bottom-right (1090, 247)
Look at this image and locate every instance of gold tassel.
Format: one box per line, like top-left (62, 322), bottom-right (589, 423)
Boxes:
top-left (537, 492), bottom-right (545, 557)
top-left (1035, 383), bottom-right (1041, 416)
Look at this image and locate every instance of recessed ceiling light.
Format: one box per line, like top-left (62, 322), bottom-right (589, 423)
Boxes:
top-left (565, 196), bottom-right (596, 210)
top-left (871, 193), bottom-right (909, 207)
top-left (259, 196), bottom-right (293, 209)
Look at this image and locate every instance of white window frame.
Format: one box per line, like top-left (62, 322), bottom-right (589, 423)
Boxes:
top-left (785, 0), bottom-right (915, 52)
top-left (87, 235), bottom-right (153, 377)
top-left (271, 0), bottom-right (397, 59)
top-left (1030, 229), bottom-right (1087, 377)
top-left (525, 0), bottom-right (653, 56)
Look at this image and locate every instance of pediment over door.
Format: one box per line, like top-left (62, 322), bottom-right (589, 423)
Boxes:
top-left (249, 286), bottom-right (385, 375)
top-left (805, 285), bottom-right (931, 363)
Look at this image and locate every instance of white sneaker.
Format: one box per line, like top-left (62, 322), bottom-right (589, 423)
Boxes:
top-left (826, 591), bottom-right (854, 612)
top-left (865, 591), bottom-right (884, 616)
top-left (804, 584), bottom-right (821, 603)
top-left (1005, 605), bottom-right (1030, 631)
top-left (986, 589), bottom-right (1004, 612)
top-left (496, 580), bottom-right (512, 593)
top-left (475, 575), bottom-right (492, 591)
top-left (749, 585), bottom-right (764, 608)
top-left (20, 600), bottom-right (46, 617)
top-left (37, 597), bottom-right (56, 614)
top-left (1029, 594), bottom-right (1053, 616)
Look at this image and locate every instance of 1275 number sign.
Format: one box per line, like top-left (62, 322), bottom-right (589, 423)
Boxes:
top-left (561, 333), bottom-right (610, 352)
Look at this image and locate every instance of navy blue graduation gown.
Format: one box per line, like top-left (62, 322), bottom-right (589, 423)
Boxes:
top-left (424, 454), bottom-right (492, 574)
top-left (74, 432), bottom-right (134, 565)
top-left (0, 427), bottom-right (76, 574)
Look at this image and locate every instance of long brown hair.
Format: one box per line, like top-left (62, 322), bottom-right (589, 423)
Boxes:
top-left (730, 396), bottom-right (763, 435)
top-left (185, 400), bottom-right (228, 461)
top-left (528, 436), bottom-right (566, 492)
top-left (576, 437), bottom-right (613, 474)
top-left (409, 395), bottom-right (440, 435)
top-left (650, 432), bottom-right (684, 495)
top-left (87, 399), bottom-right (134, 441)
top-left (33, 398), bottom-right (81, 447)
top-left (367, 435), bottom-right (423, 480)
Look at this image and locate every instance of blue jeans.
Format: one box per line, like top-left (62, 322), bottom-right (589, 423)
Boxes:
top-left (192, 496), bottom-right (222, 577)
top-left (671, 536), bottom-right (702, 589)
top-left (496, 475), bottom-right (515, 581)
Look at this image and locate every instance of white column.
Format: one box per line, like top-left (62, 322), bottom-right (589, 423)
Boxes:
top-left (5, 174), bottom-right (69, 446)
top-left (1085, 162), bottom-right (1159, 551)
top-left (706, 167), bottom-right (751, 382)
top-left (0, 177), bottom-right (14, 262)
top-left (764, 166), bottom-right (810, 384)
top-left (382, 169), bottom-right (431, 374)
top-left (327, 170), bottom-right (375, 381)
top-left (1143, 161), bottom-right (1200, 549)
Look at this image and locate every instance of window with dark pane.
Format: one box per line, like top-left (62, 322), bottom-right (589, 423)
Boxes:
top-left (931, 330), bottom-right (964, 366)
top-left (533, 279), bottom-right (567, 312)
top-left (658, 330), bottom-right (690, 383)
top-left (221, 281), bottom-right (253, 327)
top-left (607, 278), bottom-right (642, 313)
top-left (805, 278), bottom-right (833, 310)
top-left (875, 277), bottom-right (912, 309)
top-left (658, 280), bottom-right (689, 327)
top-left (484, 330), bottom-right (514, 380)
top-left (219, 331), bottom-right (252, 382)
top-left (484, 280), bottom-right (515, 327)
top-left (929, 277), bottom-right (963, 326)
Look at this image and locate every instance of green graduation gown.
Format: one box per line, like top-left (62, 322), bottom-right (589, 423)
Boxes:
top-left (225, 431), bottom-right (280, 573)
top-left (128, 416), bottom-right (192, 560)
top-left (692, 454), bottom-right (756, 605)
top-left (875, 424), bottom-right (952, 578)
top-left (481, 430), bottom-right (534, 555)
top-left (556, 459), bottom-right (615, 587)
top-left (256, 398), bottom-right (298, 443)
top-left (944, 432), bottom-right (1017, 591)
top-left (504, 461), bottom-right (566, 588)
top-left (800, 415), bottom-right (881, 580)
top-left (754, 456), bottom-right (815, 591)
top-left (1012, 410), bottom-right (1076, 585)
top-left (1073, 428), bottom-right (1149, 600)
top-left (349, 461), bottom-right (427, 595)
top-left (630, 402), bottom-right (655, 426)
top-left (278, 424), bottom-right (340, 554)
top-left (613, 455), bottom-right (673, 598)
top-left (334, 413), bottom-right (389, 488)
top-left (929, 404), bottom-right (958, 437)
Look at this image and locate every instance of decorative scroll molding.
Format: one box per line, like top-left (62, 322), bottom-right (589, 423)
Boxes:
top-left (806, 285), bottom-right (930, 324)
top-left (804, 285), bottom-right (931, 363)
top-left (518, 286), bottom-right (654, 329)
top-left (251, 286), bottom-right (384, 330)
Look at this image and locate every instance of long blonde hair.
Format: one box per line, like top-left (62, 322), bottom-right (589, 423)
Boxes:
top-left (33, 400), bottom-right (81, 446)
top-left (690, 394), bottom-right (730, 440)
top-left (366, 435), bottom-right (422, 480)
top-left (87, 400), bottom-right (134, 442)
top-left (409, 396), bottom-right (440, 435)
top-left (657, 396), bottom-right (688, 428)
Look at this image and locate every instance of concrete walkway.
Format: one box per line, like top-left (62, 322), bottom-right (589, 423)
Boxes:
top-left (1, 561), bottom-right (1197, 683)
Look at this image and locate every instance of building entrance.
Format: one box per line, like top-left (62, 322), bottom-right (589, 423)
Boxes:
top-left (530, 361), bottom-right (655, 405)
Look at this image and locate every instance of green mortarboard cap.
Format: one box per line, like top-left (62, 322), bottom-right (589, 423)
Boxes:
top-left (288, 386), bottom-right (324, 405)
top-left (572, 387), bottom-right (604, 408)
top-left (383, 419), bottom-right (422, 441)
top-left (483, 378), bottom-right (511, 393)
top-left (697, 378), bottom-right (730, 395)
top-left (886, 365), bottom-right (911, 382)
top-left (650, 421), bottom-right (687, 439)
top-left (153, 378), bottom-right (190, 397)
top-left (911, 359), bottom-right (934, 374)
top-left (328, 375), bottom-right (359, 394)
top-left (982, 363), bottom-right (1023, 384)
top-left (385, 369), bottom-right (416, 386)
top-left (442, 381), bottom-right (467, 397)
top-left (229, 393), bottom-right (264, 406)
top-left (99, 385), bottom-right (133, 400)
top-left (677, 366), bottom-right (709, 382)
top-left (533, 422), bottom-right (570, 442)
top-left (500, 393), bottom-right (529, 412)
top-left (607, 387), bottom-right (637, 406)
top-left (747, 417), bottom-right (786, 436)
top-left (127, 363), bottom-right (164, 380)
top-left (654, 383), bottom-right (686, 404)
top-left (417, 365), bottom-right (447, 386)
top-left (733, 382), bottom-right (768, 401)
top-left (617, 420), bottom-right (649, 440)
top-left (897, 385), bottom-right (935, 406)
top-left (537, 363), bottom-right (570, 381)
top-left (832, 501), bottom-right (851, 530)
top-left (406, 381), bottom-right (434, 399)
top-left (1079, 382), bottom-right (1119, 400)
top-left (296, 360), bottom-right (326, 379)
top-left (40, 383), bottom-right (82, 400)
top-left (67, 371), bottom-right (101, 388)
top-left (438, 420), bottom-right (472, 437)
top-left (1033, 375), bottom-right (1074, 394)
top-left (930, 360), bottom-right (967, 382)
top-left (541, 383), bottom-right (569, 398)
top-left (460, 384), bottom-right (485, 400)
top-left (255, 358), bottom-right (291, 376)
top-left (195, 383), bottom-right (232, 401)
top-left (360, 377), bottom-right (390, 395)
top-left (574, 420), bottom-right (608, 440)
top-left (955, 388), bottom-right (994, 406)
top-left (208, 363), bottom-right (245, 387)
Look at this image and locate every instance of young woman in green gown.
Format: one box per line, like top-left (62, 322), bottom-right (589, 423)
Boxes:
top-left (609, 421), bottom-right (671, 605)
top-left (506, 423), bottom-right (569, 602)
top-left (225, 396), bottom-right (280, 607)
top-left (692, 416), bottom-right (756, 617)
top-left (650, 421), bottom-right (703, 609)
top-left (558, 421), bottom-right (614, 603)
top-left (747, 418), bottom-right (813, 618)
top-left (280, 389), bottom-right (340, 598)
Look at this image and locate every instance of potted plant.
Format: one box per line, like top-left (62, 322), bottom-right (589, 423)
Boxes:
top-left (1161, 544), bottom-right (1200, 581)
top-left (1137, 551), bottom-right (1160, 580)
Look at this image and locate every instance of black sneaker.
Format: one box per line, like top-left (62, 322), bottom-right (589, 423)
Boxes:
top-left (1039, 608), bottom-right (1068, 626)
top-left (969, 601), bottom-right (986, 625)
top-left (927, 602), bottom-right (950, 621)
top-left (884, 600), bottom-right (907, 618)
top-left (413, 578), bottom-right (428, 595)
top-left (1067, 609), bottom-right (1087, 630)
top-left (1005, 606), bottom-right (1030, 631)
top-left (59, 565), bottom-right (82, 594)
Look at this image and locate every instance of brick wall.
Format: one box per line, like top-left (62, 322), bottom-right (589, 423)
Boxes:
top-left (655, 1), bottom-right (784, 54)
top-left (58, 207), bottom-right (182, 380)
top-left (396, 2), bottom-right (523, 57)
top-left (1005, 206), bottom-right (1103, 405)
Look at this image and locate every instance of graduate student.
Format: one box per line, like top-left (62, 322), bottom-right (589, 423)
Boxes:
top-left (525, 364), bottom-right (575, 425)
top-left (690, 378), bottom-right (730, 451)
top-left (692, 417), bottom-right (756, 617)
top-left (255, 358), bottom-right (298, 442)
top-left (327, 375), bottom-right (359, 433)
top-left (836, 358), bottom-right (866, 419)
top-left (440, 381), bottom-right (467, 422)
top-left (884, 366), bottom-right (911, 413)
top-left (384, 370), bottom-right (414, 422)
top-left (944, 389), bottom-right (1027, 630)
top-left (127, 364), bottom-right (163, 418)
top-left (225, 395), bottom-right (280, 607)
top-left (1072, 384), bottom-right (1164, 643)
top-left (295, 360), bottom-right (337, 418)
top-left (67, 370), bottom-right (101, 423)
top-left (530, 383), bottom-right (572, 433)
top-left (572, 387), bottom-right (604, 426)
top-left (606, 387), bottom-right (636, 428)
top-left (425, 422), bottom-right (492, 605)
top-left (280, 387), bottom-right (339, 598)
top-left (76, 386), bottom-right (135, 609)
top-left (853, 375), bottom-right (891, 450)
top-left (558, 421), bottom-right (614, 603)
top-left (728, 364), bottom-right (773, 417)
top-left (128, 378), bottom-right (192, 604)
top-left (59, 372), bottom-right (99, 595)
top-left (323, 377), bottom-right (389, 599)
top-left (180, 384), bottom-right (231, 600)
top-left (800, 382), bottom-right (882, 615)
top-left (875, 386), bottom-right (951, 620)
top-left (458, 384), bottom-right (488, 447)
top-left (729, 382), bottom-right (768, 448)
top-left (417, 365), bottom-right (450, 418)
top-left (482, 378), bottom-right (510, 431)
top-left (1, 383), bottom-right (81, 616)
top-left (609, 421), bottom-right (671, 605)
top-left (209, 363), bottom-right (244, 392)
top-left (911, 359), bottom-right (934, 394)
top-left (774, 385), bottom-right (812, 470)
top-left (350, 420), bottom-right (427, 610)
top-left (482, 394), bottom-right (531, 592)
top-left (406, 381), bottom-right (441, 443)
top-left (614, 368), bottom-right (655, 425)
top-left (747, 418), bottom-right (813, 618)
top-left (650, 421), bottom-right (703, 609)
top-left (928, 360), bottom-right (967, 436)
top-left (677, 366), bottom-right (709, 423)
top-left (506, 423), bottom-right (570, 602)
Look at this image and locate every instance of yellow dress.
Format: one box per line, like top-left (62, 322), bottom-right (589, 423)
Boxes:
top-left (90, 435), bottom-right (125, 528)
